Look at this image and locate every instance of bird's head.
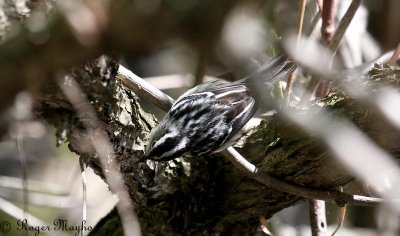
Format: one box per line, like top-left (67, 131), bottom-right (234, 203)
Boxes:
top-left (144, 120), bottom-right (188, 162)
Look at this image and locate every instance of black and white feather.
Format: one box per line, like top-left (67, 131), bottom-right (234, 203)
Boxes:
top-left (144, 55), bottom-right (296, 162)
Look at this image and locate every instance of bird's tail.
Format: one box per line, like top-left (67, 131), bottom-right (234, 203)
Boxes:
top-left (241, 55), bottom-right (296, 102)
top-left (244, 55), bottom-right (296, 85)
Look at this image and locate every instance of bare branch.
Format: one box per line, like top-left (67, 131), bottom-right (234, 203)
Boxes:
top-left (0, 197), bottom-right (50, 231)
top-left (223, 146), bottom-right (389, 207)
top-left (297, 0), bottom-right (308, 45)
top-left (306, 9), bottom-right (322, 37)
top-left (117, 65), bottom-right (174, 111)
top-left (309, 199), bottom-right (327, 236)
top-left (328, 0), bottom-right (363, 54)
top-left (321, 0), bottom-right (336, 45)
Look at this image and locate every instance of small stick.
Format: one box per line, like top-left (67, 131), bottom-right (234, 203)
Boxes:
top-left (309, 199), bottom-right (327, 236)
top-left (387, 42), bottom-right (400, 65)
top-left (331, 205), bottom-right (346, 236)
top-left (117, 65), bottom-right (174, 111)
top-left (316, 0), bottom-right (336, 98)
top-left (16, 130), bottom-right (28, 221)
top-left (79, 158), bottom-right (87, 224)
top-left (285, 0), bottom-right (307, 101)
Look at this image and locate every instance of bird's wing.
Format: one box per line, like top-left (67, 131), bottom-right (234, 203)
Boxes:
top-left (174, 80), bottom-right (230, 102)
top-left (209, 82), bottom-right (257, 150)
top-left (242, 55), bottom-right (296, 85)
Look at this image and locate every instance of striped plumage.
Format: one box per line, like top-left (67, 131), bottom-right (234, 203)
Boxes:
top-left (144, 55), bottom-right (296, 162)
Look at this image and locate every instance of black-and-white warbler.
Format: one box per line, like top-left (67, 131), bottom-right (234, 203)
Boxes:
top-left (143, 55), bottom-right (296, 162)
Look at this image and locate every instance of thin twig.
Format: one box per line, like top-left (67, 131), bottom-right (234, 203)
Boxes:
top-left (312, 0), bottom-right (363, 98)
top-left (223, 146), bottom-right (387, 206)
top-left (0, 189), bottom-right (79, 208)
top-left (0, 176), bottom-right (66, 194)
top-left (286, 39), bottom-right (400, 131)
top-left (321, 0), bottom-right (336, 45)
top-left (331, 205), bottom-right (346, 236)
top-left (316, 0), bottom-right (336, 98)
top-left (79, 158), bottom-right (87, 224)
top-left (388, 42), bottom-right (400, 65)
top-left (306, 9), bottom-right (322, 37)
top-left (144, 74), bottom-right (221, 91)
top-left (328, 0), bottom-right (363, 54)
top-left (285, 0), bottom-right (307, 101)
top-left (347, 49), bottom-right (395, 75)
top-left (309, 199), bottom-right (327, 236)
top-left (297, 0), bottom-right (308, 46)
top-left (0, 197), bottom-right (64, 235)
top-left (58, 76), bottom-right (142, 236)
top-left (221, 147), bottom-right (258, 174)
top-left (117, 66), bottom-right (175, 111)
top-left (16, 127), bottom-right (28, 222)
top-left (117, 66), bottom-right (395, 207)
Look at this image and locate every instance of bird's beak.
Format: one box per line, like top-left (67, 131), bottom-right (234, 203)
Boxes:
top-left (134, 146), bottom-right (151, 164)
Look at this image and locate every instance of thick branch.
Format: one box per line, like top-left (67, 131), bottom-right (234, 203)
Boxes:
top-left (118, 65), bottom-right (391, 207)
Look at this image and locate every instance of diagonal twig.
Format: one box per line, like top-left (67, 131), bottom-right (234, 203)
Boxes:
top-left (116, 66), bottom-right (175, 111)
top-left (388, 42), bottom-right (400, 66)
top-left (58, 76), bottom-right (141, 236)
top-left (328, 0), bottom-right (363, 54)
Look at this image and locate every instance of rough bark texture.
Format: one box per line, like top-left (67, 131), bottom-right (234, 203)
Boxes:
top-left (32, 59), bottom-right (400, 235)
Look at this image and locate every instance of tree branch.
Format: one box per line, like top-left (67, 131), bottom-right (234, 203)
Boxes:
top-left (309, 199), bottom-right (327, 236)
top-left (117, 64), bottom-right (394, 207)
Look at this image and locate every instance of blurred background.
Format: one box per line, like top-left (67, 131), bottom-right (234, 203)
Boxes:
top-left (0, 0), bottom-right (399, 235)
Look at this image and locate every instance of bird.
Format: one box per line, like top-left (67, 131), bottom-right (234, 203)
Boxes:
top-left (142, 55), bottom-right (296, 162)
